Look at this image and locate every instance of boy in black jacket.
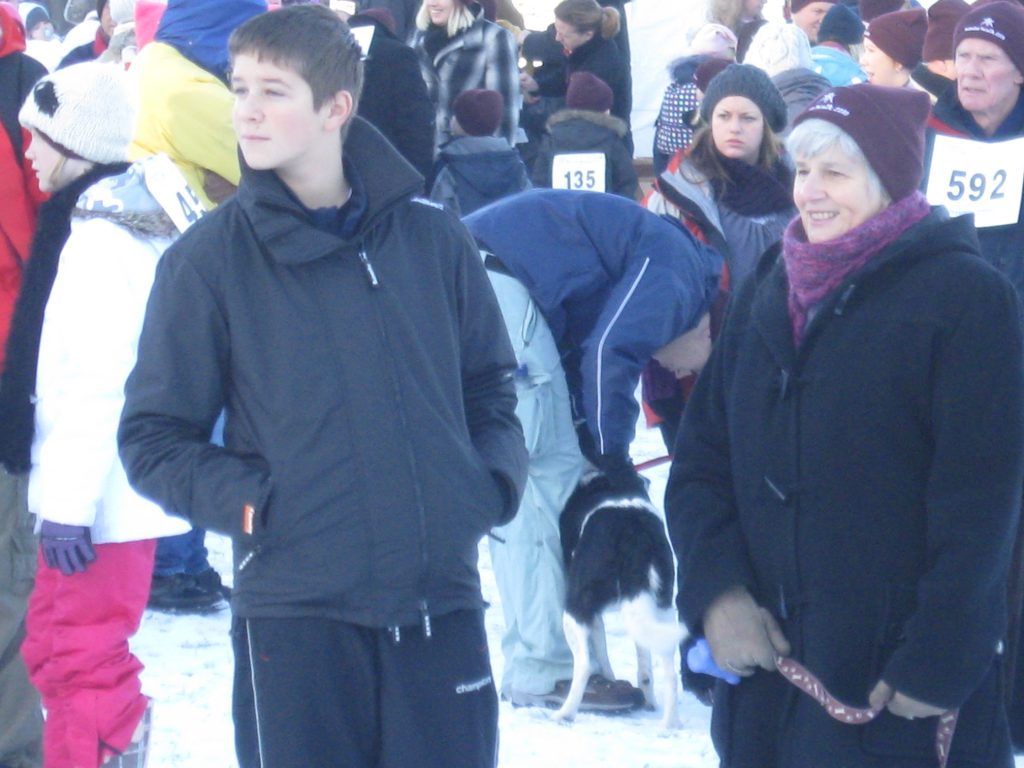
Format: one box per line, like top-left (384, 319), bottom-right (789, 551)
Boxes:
top-left (117, 7), bottom-right (527, 768)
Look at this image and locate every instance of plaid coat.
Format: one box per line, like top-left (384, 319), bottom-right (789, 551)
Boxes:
top-left (411, 12), bottom-right (520, 152)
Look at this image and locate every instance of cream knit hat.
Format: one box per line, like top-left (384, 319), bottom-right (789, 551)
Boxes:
top-left (19, 62), bottom-right (136, 165)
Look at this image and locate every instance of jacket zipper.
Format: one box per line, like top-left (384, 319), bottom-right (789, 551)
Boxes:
top-left (358, 245), bottom-right (432, 641)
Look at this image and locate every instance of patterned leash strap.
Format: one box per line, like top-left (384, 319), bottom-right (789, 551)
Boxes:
top-left (775, 655), bottom-right (959, 768)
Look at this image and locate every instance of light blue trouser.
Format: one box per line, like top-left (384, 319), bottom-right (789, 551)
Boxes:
top-left (485, 270), bottom-right (586, 696)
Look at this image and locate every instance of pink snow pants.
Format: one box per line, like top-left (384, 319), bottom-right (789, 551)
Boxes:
top-left (22, 540), bottom-right (155, 768)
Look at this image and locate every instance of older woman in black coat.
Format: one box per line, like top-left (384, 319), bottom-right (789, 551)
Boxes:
top-left (667, 83), bottom-right (1023, 767)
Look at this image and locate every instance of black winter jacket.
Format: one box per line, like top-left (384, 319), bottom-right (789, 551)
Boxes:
top-left (667, 211), bottom-right (1023, 766)
top-left (118, 118), bottom-right (528, 628)
top-left (350, 15), bottom-right (435, 182)
top-left (566, 34), bottom-right (631, 130)
top-left (532, 109), bottom-right (638, 200)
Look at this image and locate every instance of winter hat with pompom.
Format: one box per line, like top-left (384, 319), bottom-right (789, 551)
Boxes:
top-left (19, 62), bottom-right (136, 164)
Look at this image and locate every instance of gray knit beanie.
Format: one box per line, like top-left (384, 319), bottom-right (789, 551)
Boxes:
top-left (700, 63), bottom-right (788, 133)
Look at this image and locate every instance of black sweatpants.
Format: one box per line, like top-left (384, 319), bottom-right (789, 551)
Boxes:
top-left (231, 609), bottom-right (498, 768)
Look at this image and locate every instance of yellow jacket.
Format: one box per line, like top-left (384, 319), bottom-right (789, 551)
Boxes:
top-left (129, 42), bottom-right (239, 210)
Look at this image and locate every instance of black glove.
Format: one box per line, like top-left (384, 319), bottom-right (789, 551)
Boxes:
top-left (40, 521), bottom-right (96, 576)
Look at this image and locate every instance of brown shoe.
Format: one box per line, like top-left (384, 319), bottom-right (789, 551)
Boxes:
top-left (503, 675), bottom-right (642, 713)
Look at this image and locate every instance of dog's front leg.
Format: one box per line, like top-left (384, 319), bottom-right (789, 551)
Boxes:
top-left (551, 612), bottom-right (592, 723)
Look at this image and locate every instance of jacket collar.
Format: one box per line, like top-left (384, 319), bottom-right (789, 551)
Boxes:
top-left (432, 10), bottom-right (487, 61)
top-left (750, 209), bottom-right (974, 367)
top-left (235, 117), bottom-right (424, 265)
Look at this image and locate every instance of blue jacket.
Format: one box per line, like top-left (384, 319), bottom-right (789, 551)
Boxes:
top-left (464, 189), bottom-right (721, 466)
top-left (156, 0), bottom-right (265, 81)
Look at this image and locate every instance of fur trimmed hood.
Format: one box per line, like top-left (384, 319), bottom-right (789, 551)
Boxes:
top-left (71, 161), bottom-right (178, 239)
top-left (546, 109), bottom-right (628, 138)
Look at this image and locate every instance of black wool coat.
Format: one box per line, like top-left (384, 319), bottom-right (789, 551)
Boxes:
top-left (666, 210), bottom-right (1023, 767)
top-left (350, 16), bottom-right (435, 183)
top-left (565, 34), bottom-right (631, 129)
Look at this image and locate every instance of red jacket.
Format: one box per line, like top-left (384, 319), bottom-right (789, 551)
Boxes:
top-left (0, 2), bottom-right (46, 374)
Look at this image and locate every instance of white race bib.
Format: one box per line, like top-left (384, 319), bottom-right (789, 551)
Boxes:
top-left (551, 153), bottom-right (607, 193)
top-left (141, 154), bottom-right (206, 233)
top-left (925, 133), bottom-right (1024, 228)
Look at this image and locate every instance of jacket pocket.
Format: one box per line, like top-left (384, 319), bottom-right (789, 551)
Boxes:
top-left (861, 618), bottom-right (1002, 764)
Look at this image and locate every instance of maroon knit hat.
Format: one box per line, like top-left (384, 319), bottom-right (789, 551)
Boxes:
top-left (791, 0), bottom-right (837, 15)
top-left (923, 0), bottom-right (970, 62)
top-left (859, 0), bottom-right (902, 23)
top-left (452, 89), bottom-right (504, 136)
top-left (695, 57), bottom-right (731, 93)
top-left (566, 71), bottom-right (614, 112)
top-left (954, 1), bottom-right (1024, 76)
top-left (352, 7), bottom-right (397, 35)
top-left (793, 84), bottom-right (931, 201)
top-left (864, 8), bottom-right (927, 68)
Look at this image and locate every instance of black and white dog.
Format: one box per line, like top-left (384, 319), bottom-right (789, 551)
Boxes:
top-left (552, 471), bottom-right (685, 729)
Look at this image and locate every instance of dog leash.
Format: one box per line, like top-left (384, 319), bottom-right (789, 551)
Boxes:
top-left (633, 454), bottom-right (672, 472)
top-left (775, 654), bottom-right (958, 768)
top-left (688, 640), bottom-right (958, 767)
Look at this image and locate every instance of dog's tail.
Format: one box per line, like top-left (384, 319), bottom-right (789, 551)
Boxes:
top-left (620, 590), bottom-right (687, 655)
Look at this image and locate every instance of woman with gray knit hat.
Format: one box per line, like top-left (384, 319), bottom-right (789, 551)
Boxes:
top-left (643, 63), bottom-right (794, 451)
top-left (15, 61), bottom-right (194, 768)
top-left (652, 63), bottom-right (794, 289)
top-left (667, 81), bottom-right (1022, 767)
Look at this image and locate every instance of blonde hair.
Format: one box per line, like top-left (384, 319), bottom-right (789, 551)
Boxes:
top-left (708, 0), bottom-right (745, 33)
top-left (554, 0), bottom-right (620, 39)
top-left (416, 0), bottom-right (476, 36)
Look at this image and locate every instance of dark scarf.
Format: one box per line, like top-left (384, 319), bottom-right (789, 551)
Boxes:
top-left (0, 162), bottom-right (129, 473)
top-left (423, 23), bottom-right (463, 63)
top-left (782, 191), bottom-right (931, 346)
top-left (710, 155), bottom-right (794, 217)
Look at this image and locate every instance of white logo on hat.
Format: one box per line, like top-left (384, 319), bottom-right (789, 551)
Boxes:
top-left (809, 91), bottom-right (849, 116)
top-left (963, 17), bottom-right (1006, 41)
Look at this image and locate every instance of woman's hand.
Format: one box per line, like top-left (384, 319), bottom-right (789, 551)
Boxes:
top-left (868, 680), bottom-right (946, 719)
top-left (703, 587), bottom-right (791, 676)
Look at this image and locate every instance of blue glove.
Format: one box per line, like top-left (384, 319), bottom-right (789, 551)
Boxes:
top-left (39, 521), bottom-right (96, 576)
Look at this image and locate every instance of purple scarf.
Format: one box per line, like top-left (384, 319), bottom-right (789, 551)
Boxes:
top-left (782, 192), bottom-right (931, 346)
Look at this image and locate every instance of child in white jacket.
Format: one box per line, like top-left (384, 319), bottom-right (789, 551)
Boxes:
top-left (17, 62), bottom-right (197, 768)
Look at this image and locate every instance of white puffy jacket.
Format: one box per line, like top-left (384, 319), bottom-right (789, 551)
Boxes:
top-left (29, 159), bottom-right (193, 544)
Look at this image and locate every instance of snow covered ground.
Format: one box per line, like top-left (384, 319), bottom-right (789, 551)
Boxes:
top-left (130, 419), bottom-right (1024, 767)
